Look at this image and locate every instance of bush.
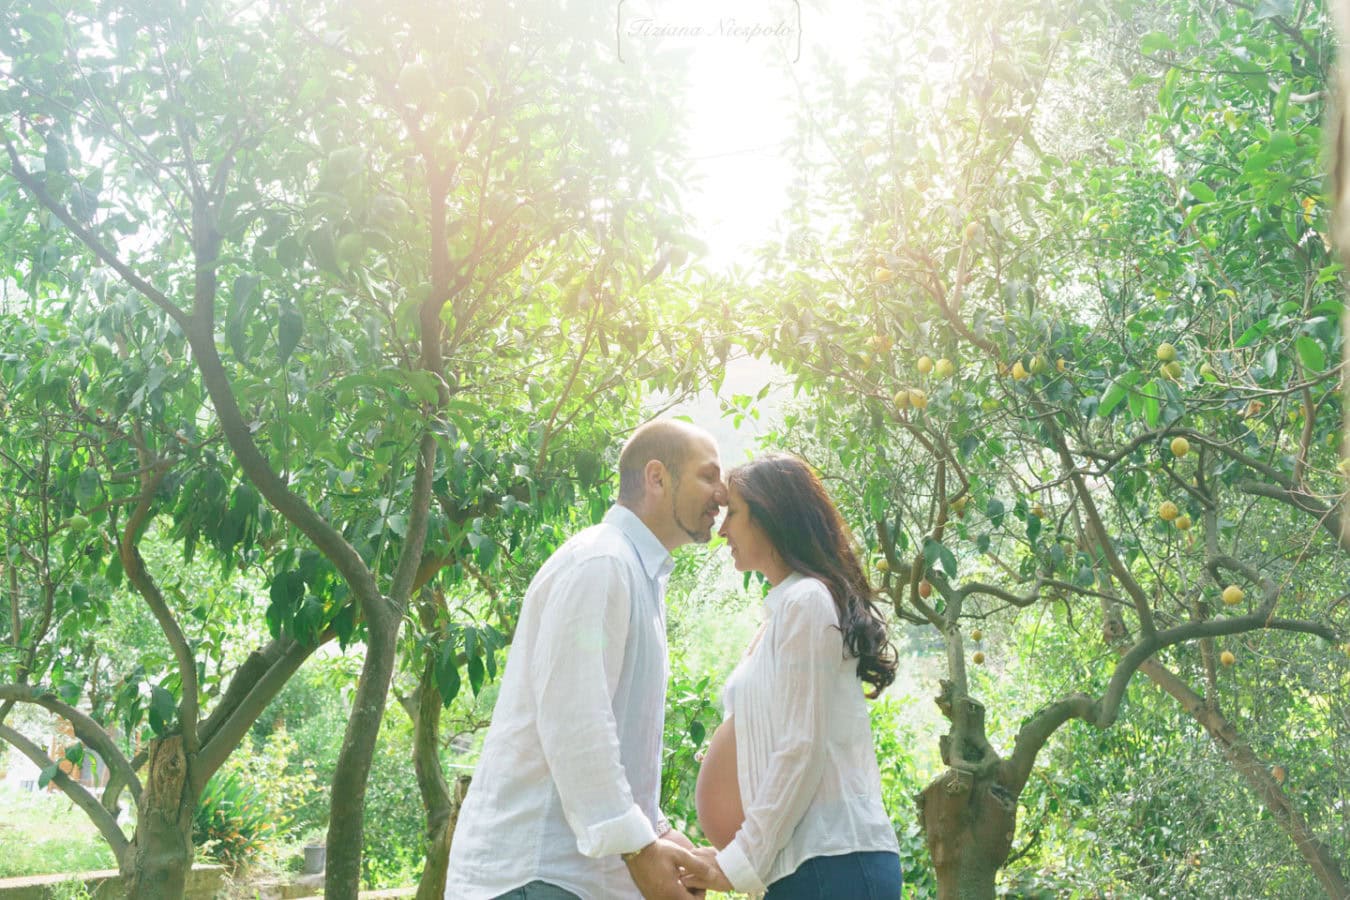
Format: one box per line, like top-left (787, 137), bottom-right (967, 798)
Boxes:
top-left (660, 665), bottom-right (721, 838)
top-left (194, 727), bottom-right (318, 871)
top-left (193, 769), bottom-right (276, 872)
top-left (870, 695), bottom-right (939, 898)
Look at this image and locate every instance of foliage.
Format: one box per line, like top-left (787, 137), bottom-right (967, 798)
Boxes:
top-left (193, 769), bottom-right (279, 873)
top-left (358, 712), bottom-right (428, 889)
top-left (869, 696), bottom-right (940, 899)
top-left (660, 665), bottom-right (721, 839)
top-left (1005, 605), bottom-right (1350, 898)
top-left (731, 0), bottom-right (1349, 891)
top-left (0, 0), bottom-right (717, 889)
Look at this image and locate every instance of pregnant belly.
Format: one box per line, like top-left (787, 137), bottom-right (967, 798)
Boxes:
top-left (695, 717), bottom-right (744, 849)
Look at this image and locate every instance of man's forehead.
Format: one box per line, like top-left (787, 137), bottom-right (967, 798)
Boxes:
top-left (686, 438), bottom-right (721, 473)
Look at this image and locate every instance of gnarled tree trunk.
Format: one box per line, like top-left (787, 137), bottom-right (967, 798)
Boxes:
top-left (124, 736), bottom-right (194, 900)
top-left (916, 684), bottom-right (1018, 900)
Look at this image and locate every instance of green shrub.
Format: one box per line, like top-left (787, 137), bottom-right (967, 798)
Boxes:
top-left (193, 769), bottom-right (277, 871)
top-left (660, 665), bottom-right (721, 839)
top-left (870, 695), bottom-right (939, 898)
top-left (193, 727), bottom-right (318, 871)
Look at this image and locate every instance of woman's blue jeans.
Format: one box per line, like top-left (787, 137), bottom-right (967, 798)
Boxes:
top-left (765, 850), bottom-right (903, 899)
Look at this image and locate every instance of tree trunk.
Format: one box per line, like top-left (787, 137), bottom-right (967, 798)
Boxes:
top-left (124, 735), bottom-right (194, 900)
top-left (1139, 659), bottom-right (1350, 899)
top-left (324, 613), bottom-right (402, 900)
top-left (412, 653), bottom-right (453, 900)
top-left (917, 768), bottom-right (1017, 900)
top-left (916, 682), bottom-right (1019, 900)
top-left (416, 773), bottom-right (470, 900)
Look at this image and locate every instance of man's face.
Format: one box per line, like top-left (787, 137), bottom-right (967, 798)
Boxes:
top-left (669, 437), bottom-right (726, 545)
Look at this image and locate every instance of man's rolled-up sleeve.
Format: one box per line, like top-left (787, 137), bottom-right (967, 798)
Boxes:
top-left (531, 554), bottom-right (657, 858)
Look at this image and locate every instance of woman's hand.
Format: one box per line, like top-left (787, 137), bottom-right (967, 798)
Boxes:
top-left (680, 847), bottom-right (734, 893)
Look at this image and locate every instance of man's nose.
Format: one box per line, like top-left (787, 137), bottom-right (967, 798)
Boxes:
top-left (714, 481), bottom-right (728, 505)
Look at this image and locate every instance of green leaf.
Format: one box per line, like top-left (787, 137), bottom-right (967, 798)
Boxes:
top-left (38, 763), bottom-right (60, 789)
top-left (106, 556), bottom-right (123, 590)
top-left (435, 636), bottom-right (461, 707)
top-left (1234, 320), bottom-right (1269, 347)
top-left (1187, 182), bottom-right (1216, 203)
top-left (149, 685), bottom-right (175, 735)
top-left (467, 654), bottom-right (485, 695)
top-left (1026, 514), bottom-right (1042, 545)
top-left (228, 274), bottom-right (261, 361)
top-left (688, 720), bottom-right (705, 745)
top-left (923, 538), bottom-right (958, 579)
top-left (404, 370), bottom-right (441, 405)
top-left (332, 603), bottom-right (358, 649)
top-left (986, 498), bottom-right (1005, 527)
top-left (277, 302), bottom-right (303, 364)
top-left (1293, 336), bottom-right (1325, 371)
top-left (44, 135), bottom-right (69, 174)
top-left (64, 743), bottom-right (84, 765)
top-left (1099, 371), bottom-right (1140, 418)
top-left (1139, 31), bottom-right (1174, 54)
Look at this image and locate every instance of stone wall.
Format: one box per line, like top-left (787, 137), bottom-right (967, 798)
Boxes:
top-left (0, 864), bottom-right (224, 900)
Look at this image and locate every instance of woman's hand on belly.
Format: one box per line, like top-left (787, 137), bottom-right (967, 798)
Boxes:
top-left (694, 717), bottom-right (744, 850)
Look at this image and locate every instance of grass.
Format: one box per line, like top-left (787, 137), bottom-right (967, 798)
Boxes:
top-left (0, 783), bottom-right (120, 879)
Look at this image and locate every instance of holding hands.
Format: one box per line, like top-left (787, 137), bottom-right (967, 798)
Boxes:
top-left (679, 847), bottom-right (734, 893)
top-left (626, 832), bottom-right (712, 899)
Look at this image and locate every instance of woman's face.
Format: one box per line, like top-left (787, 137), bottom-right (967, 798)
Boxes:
top-left (718, 484), bottom-right (777, 575)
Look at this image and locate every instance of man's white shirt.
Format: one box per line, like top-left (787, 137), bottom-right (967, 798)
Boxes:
top-left (445, 505), bottom-right (675, 899)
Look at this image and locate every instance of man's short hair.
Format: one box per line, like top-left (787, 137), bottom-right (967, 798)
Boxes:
top-left (617, 420), bottom-right (702, 504)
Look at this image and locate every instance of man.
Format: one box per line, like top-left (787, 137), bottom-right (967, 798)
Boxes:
top-left (445, 419), bottom-right (726, 899)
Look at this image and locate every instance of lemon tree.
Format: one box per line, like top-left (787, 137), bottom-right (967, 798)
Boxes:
top-left (738, 0), bottom-right (1348, 894)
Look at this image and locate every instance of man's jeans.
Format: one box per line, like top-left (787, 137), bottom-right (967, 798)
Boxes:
top-left (493, 882), bottom-right (581, 900)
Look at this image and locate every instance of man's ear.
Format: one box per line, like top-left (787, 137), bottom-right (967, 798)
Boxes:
top-left (643, 459), bottom-right (667, 498)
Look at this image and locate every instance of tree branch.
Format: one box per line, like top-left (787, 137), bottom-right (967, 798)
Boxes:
top-left (0, 683), bottom-right (141, 803)
top-left (119, 461), bottom-right (199, 754)
top-left (1002, 692), bottom-right (1096, 795)
top-left (1235, 479), bottom-right (1348, 551)
top-left (1, 133), bottom-right (187, 331)
top-left (0, 722), bottom-right (130, 859)
top-left (193, 629), bottom-right (329, 792)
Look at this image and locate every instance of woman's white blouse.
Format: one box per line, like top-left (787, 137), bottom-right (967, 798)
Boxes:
top-left (715, 572), bottom-right (899, 894)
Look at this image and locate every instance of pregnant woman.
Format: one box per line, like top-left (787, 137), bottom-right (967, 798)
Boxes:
top-left (687, 453), bottom-right (902, 898)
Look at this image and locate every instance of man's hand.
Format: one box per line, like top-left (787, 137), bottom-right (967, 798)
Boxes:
top-left (680, 847), bottom-right (734, 893)
top-left (624, 838), bottom-right (714, 900)
top-left (657, 829), bottom-right (706, 898)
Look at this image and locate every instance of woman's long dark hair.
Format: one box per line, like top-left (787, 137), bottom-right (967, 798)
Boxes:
top-left (729, 453), bottom-right (897, 698)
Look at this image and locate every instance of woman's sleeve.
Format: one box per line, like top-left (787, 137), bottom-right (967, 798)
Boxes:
top-left (715, 584), bottom-right (839, 893)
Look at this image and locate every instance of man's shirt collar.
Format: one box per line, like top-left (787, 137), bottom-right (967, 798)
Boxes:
top-left (605, 505), bottom-right (675, 581)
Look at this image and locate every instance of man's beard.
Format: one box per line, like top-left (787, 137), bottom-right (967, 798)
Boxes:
top-left (671, 477), bottom-right (713, 543)
top-left (676, 509), bottom-right (712, 543)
